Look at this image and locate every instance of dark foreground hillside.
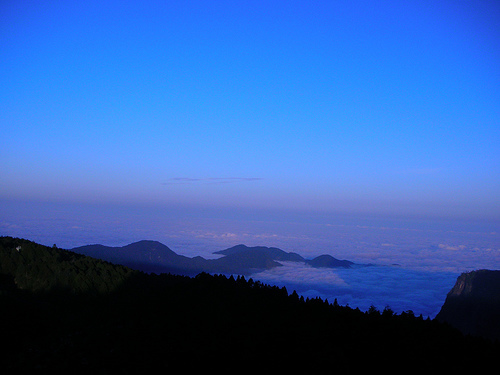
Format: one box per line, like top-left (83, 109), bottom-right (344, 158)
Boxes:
top-left (1, 237), bottom-right (498, 373)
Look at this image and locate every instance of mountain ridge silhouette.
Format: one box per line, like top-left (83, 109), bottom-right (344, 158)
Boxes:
top-left (72, 240), bottom-right (354, 275)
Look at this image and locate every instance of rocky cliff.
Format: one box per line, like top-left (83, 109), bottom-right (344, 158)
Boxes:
top-left (436, 269), bottom-right (500, 341)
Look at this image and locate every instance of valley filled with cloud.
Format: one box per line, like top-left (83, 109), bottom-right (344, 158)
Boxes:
top-left (2, 200), bottom-right (498, 318)
top-left (252, 262), bottom-right (457, 318)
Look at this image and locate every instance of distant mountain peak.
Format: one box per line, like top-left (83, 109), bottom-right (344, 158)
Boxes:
top-left (306, 254), bottom-right (354, 269)
top-left (72, 241), bottom-right (355, 276)
top-left (124, 240), bottom-right (173, 249)
top-left (214, 244), bottom-right (283, 254)
top-left (214, 244), bottom-right (305, 263)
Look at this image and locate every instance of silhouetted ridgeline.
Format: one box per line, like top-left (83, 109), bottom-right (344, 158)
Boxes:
top-left (436, 269), bottom-right (500, 341)
top-left (1, 237), bottom-right (498, 372)
top-left (71, 241), bottom-right (354, 276)
top-left (0, 236), bottom-right (135, 294)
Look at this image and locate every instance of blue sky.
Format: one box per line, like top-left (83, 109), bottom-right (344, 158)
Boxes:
top-left (1, 0), bottom-right (499, 220)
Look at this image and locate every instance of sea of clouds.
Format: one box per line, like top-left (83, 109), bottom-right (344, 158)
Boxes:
top-left (251, 262), bottom-right (457, 318)
top-left (2, 200), bottom-right (498, 318)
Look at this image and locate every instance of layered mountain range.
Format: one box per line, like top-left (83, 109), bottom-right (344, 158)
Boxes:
top-left (72, 240), bottom-right (354, 276)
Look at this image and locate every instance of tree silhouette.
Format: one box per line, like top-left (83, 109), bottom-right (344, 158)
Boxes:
top-left (0, 236), bottom-right (499, 373)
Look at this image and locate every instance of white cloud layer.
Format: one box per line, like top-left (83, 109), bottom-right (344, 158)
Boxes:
top-left (2, 200), bottom-right (498, 318)
top-left (251, 262), bottom-right (457, 318)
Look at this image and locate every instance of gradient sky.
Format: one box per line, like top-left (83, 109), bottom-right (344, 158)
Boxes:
top-left (1, 0), bottom-right (499, 220)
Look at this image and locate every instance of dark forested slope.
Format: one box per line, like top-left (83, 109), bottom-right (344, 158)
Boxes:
top-left (0, 236), bottom-right (135, 294)
top-left (1, 237), bottom-right (498, 373)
